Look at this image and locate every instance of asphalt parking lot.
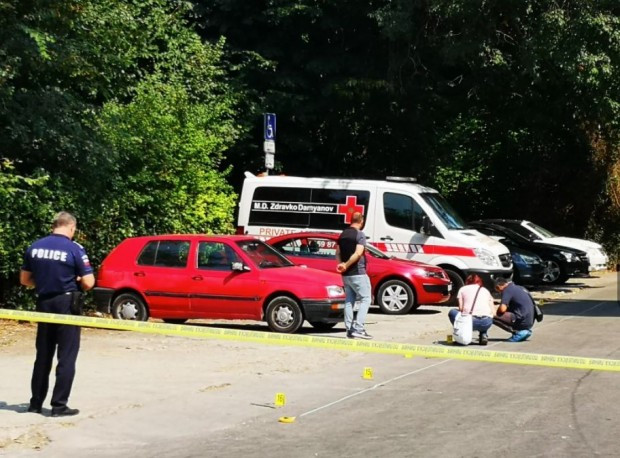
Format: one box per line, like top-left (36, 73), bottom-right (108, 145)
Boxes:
top-left (0, 272), bottom-right (618, 457)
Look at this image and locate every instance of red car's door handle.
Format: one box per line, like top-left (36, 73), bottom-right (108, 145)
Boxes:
top-left (192, 275), bottom-right (203, 281)
top-left (133, 271), bottom-right (145, 277)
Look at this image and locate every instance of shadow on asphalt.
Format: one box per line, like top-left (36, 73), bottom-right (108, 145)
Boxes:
top-left (177, 306), bottom-right (442, 335)
top-left (410, 308), bottom-right (442, 315)
top-left (366, 307), bottom-right (442, 315)
top-left (186, 321), bottom-right (348, 336)
top-left (529, 282), bottom-right (601, 294)
top-left (436, 337), bottom-right (525, 347)
top-left (536, 299), bottom-right (620, 317)
top-left (0, 401), bottom-right (32, 414)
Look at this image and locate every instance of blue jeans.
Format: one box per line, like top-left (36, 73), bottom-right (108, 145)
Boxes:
top-left (448, 309), bottom-right (492, 335)
top-left (343, 274), bottom-right (371, 332)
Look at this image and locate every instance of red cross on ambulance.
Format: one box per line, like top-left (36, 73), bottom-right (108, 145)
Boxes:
top-left (337, 196), bottom-right (365, 224)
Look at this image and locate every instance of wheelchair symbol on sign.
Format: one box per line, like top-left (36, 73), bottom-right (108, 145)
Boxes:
top-left (264, 113), bottom-right (276, 140)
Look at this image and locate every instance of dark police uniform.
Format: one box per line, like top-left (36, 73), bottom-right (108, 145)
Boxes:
top-left (22, 233), bottom-right (93, 411)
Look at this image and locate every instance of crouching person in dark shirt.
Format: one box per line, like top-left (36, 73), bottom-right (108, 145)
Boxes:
top-left (20, 211), bottom-right (95, 417)
top-left (493, 278), bottom-right (534, 342)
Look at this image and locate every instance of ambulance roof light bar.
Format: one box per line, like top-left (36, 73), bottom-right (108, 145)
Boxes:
top-left (386, 176), bottom-right (417, 183)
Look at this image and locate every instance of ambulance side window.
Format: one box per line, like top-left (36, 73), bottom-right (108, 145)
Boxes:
top-left (383, 193), bottom-right (425, 232)
top-left (249, 186), bottom-right (311, 227)
top-left (247, 185), bottom-right (370, 231)
top-left (309, 189), bottom-right (370, 230)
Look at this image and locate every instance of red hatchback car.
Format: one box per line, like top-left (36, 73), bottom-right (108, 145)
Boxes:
top-left (93, 235), bottom-right (346, 333)
top-left (268, 232), bottom-right (452, 314)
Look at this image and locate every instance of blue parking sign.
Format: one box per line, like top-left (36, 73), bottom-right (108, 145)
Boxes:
top-left (264, 113), bottom-right (276, 140)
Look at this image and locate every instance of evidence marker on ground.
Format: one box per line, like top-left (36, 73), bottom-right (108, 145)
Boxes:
top-left (278, 416), bottom-right (296, 423)
top-left (362, 367), bottom-right (374, 380)
top-left (275, 393), bottom-right (286, 408)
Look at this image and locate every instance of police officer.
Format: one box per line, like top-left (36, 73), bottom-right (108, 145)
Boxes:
top-left (20, 211), bottom-right (95, 417)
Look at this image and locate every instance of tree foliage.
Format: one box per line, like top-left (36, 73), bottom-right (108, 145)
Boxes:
top-left (1, 0), bottom-right (619, 309)
top-left (0, 0), bottom-right (240, 306)
top-left (195, 0), bottom-right (619, 258)
top-left (91, 77), bottom-right (237, 262)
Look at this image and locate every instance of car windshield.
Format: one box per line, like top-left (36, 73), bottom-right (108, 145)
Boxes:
top-left (480, 225), bottom-right (530, 244)
top-left (419, 193), bottom-right (467, 230)
top-left (525, 221), bottom-right (556, 238)
top-left (498, 221), bottom-right (540, 240)
top-left (366, 243), bottom-right (390, 259)
top-left (236, 239), bottom-right (294, 268)
top-left (497, 226), bottom-right (530, 243)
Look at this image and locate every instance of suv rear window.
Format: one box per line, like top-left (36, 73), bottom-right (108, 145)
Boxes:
top-left (137, 240), bottom-right (190, 268)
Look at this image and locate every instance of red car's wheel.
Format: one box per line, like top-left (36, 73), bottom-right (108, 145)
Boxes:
top-left (265, 296), bottom-right (304, 333)
top-left (111, 292), bottom-right (148, 321)
top-left (377, 280), bottom-right (415, 315)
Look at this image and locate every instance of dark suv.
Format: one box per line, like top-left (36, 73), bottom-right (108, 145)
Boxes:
top-left (469, 221), bottom-right (589, 284)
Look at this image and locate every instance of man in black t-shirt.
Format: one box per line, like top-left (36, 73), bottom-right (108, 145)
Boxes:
top-left (336, 212), bottom-right (372, 340)
top-left (493, 278), bottom-right (534, 342)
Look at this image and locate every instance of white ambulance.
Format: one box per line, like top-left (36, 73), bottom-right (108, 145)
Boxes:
top-left (237, 172), bottom-right (513, 293)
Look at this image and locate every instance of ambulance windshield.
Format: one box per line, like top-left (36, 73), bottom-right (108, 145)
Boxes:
top-left (420, 193), bottom-right (467, 230)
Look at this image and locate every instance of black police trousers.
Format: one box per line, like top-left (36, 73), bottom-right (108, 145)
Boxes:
top-left (30, 293), bottom-right (81, 410)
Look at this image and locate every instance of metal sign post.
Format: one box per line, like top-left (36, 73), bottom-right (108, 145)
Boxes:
top-left (263, 113), bottom-right (276, 173)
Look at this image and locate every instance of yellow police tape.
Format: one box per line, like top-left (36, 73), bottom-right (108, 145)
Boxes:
top-left (1, 309), bottom-right (619, 372)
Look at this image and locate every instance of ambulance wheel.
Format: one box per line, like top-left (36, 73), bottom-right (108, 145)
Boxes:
top-left (265, 296), bottom-right (304, 333)
top-left (377, 280), bottom-right (415, 315)
top-left (112, 293), bottom-right (149, 321)
top-left (444, 269), bottom-right (464, 306)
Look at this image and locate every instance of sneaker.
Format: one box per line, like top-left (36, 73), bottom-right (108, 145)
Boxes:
top-left (479, 333), bottom-right (488, 346)
top-left (350, 329), bottom-right (373, 340)
top-left (51, 406), bottom-right (80, 417)
top-left (507, 329), bottom-right (532, 343)
top-left (346, 329), bottom-right (354, 339)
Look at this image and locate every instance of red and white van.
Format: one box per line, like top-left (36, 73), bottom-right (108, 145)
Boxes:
top-left (237, 172), bottom-right (513, 294)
